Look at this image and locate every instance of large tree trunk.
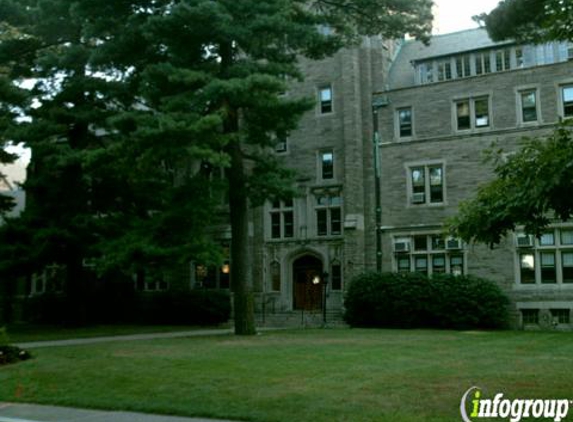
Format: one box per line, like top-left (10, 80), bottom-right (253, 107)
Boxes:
top-left (227, 142), bottom-right (256, 335)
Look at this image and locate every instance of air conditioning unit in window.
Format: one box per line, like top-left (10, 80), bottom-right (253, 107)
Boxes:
top-left (411, 192), bottom-right (425, 204)
top-left (393, 239), bottom-right (411, 253)
top-left (516, 234), bottom-right (534, 248)
top-left (446, 237), bottom-right (462, 250)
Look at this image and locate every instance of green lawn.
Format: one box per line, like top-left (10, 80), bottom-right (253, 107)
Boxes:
top-left (1, 329), bottom-right (572, 422)
top-left (5, 324), bottom-right (221, 343)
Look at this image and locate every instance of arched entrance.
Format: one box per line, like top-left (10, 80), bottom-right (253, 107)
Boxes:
top-left (292, 255), bottom-right (323, 310)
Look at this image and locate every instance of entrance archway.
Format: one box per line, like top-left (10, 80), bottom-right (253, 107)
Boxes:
top-left (292, 255), bottom-right (323, 310)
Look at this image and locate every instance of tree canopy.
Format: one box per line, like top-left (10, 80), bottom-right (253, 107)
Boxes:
top-left (0, 0), bottom-right (433, 333)
top-left (449, 123), bottom-right (573, 246)
top-left (478, 0), bottom-right (573, 42)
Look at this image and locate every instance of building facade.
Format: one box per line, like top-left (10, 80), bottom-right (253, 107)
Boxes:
top-left (253, 28), bottom-right (573, 329)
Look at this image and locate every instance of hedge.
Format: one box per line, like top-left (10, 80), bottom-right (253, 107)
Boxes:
top-left (344, 272), bottom-right (509, 329)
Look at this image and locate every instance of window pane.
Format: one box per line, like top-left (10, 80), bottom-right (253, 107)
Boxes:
top-left (563, 86), bottom-right (573, 117)
top-left (432, 254), bottom-right (446, 273)
top-left (457, 101), bottom-right (470, 130)
top-left (521, 91), bottom-right (537, 122)
top-left (429, 166), bottom-right (444, 203)
top-left (271, 213), bottom-right (281, 238)
top-left (317, 209), bottom-right (327, 236)
top-left (551, 309), bottom-right (570, 324)
top-left (321, 152), bottom-right (334, 179)
top-left (561, 230), bottom-right (573, 245)
top-left (398, 108), bottom-right (412, 137)
top-left (431, 235), bottom-right (445, 250)
top-left (320, 86), bottom-right (332, 113)
top-left (397, 256), bottom-right (410, 273)
top-left (411, 167), bottom-right (425, 186)
top-left (520, 253), bottom-right (535, 284)
top-left (283, 211), bottom-right (294, 238)
top-left (450, 255), bottom-right (464, 276)
top-left (414, 235), bottom-right (427, 251)
top-left (330, 207), bottom-right (342, 235)
top-left (330, 196), bottom-right (342, 206)
top-left (415, 256), bottom-right (428, 274)
top-left (539, 232), bottom-right (555, 246)
top-left (563, 252), bottom-right (573, 283)
top-left (541, 252), bottom-right (556, 283)
top-left (521, 309), bottom-right (539, 324)
top-left (474, 98), bottom-right (489, 127)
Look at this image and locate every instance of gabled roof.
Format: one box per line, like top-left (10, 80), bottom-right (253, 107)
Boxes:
top-left (387, 28), bottom-right (513, 90)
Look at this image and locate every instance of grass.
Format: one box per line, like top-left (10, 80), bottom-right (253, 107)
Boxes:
top-left (5, 324), bottom-right (220, 343)
top-left (0, 328), bottom-right (572, 422)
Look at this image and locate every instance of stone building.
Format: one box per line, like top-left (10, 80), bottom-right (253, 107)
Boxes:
top-left (254, 28), bottom-right (573, 328)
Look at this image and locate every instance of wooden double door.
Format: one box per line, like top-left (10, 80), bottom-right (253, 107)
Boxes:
top-left (292, 255), bottom-right (323, 310)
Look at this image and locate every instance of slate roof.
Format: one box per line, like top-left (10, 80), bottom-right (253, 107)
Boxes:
top-left (387, 28), bottom-right (514, 90)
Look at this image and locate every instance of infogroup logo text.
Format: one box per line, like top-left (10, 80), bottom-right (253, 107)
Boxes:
top-left (461, 387), bottom-right (571, 422)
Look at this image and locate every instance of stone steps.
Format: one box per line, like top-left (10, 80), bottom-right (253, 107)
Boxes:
top-left (257, 310), bottom-right (347, 328)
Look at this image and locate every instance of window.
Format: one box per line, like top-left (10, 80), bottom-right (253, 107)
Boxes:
top-left (516, 47), bottom-right (524, 67)
top-left (135, 270), bottom-right (169, 292)
top-left (316, 194), bottom-right (342, 236)
top-left (520, 90), bottom-right (538, 122)
top-left (562, 85), bottom-right (573, 118)
top-left (270, 199), bottom-right (294, 239)
top-left (397, 107), bottom-right (412, 137)
top-left (495, 49), bottom-right (510, 71)
top-left (455, 97), bottom-right (489, 130)
top-left (393, 233), bottom-right (464, 276)
top-left (475, 52), bottom-right (491, 75)
top-left (519, 253), bottom-right (536, 284)
top-left (31, 264), bottom-right (65, 295)
top-left (319, 85), bottom-right (333, 114)
top-left (275, 137), bottom-right (288, 153)
top-left (419, 62), bottom-right (434, 84)
top-left (331, 262), bottom-right (342, 290)
top-left (270, 261), bottom-right (281, 291)
top-left (521, 309), bottom-right (539, 325)
top-left (409, 164), bottom-right (444, 205)
top-left (551, 309), bottom-right (570, 324)
top-left (517, 229), bottom-right (573, 284)
top-left (455, 55), bottom-right (471, 78)
top-left (320, 150), bottom-right (334, 180)
top-left (437, 60), bottom-right (452, 81)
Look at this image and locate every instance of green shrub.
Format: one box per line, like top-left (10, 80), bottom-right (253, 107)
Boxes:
top-left (344, 272), bottom-right (509, 329)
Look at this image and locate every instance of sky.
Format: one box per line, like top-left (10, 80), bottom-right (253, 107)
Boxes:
top-left (433, 0), bottom-right (501, 34)
top-left (1, 1), bottom-right (503, 188)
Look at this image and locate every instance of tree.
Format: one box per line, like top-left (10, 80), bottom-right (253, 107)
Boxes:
top-left (476, 0), bottom-right (573, 42)
top-left (0, 0), bottom-right (433, 333)
top-left (449, 122), bottom-right (573, 246)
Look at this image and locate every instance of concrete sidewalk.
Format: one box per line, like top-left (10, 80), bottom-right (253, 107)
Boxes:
top-left (0, 403), bottom-right (242, 422)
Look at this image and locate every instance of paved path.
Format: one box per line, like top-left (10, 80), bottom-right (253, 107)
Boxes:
top-left (15, 328), bottom-right (236, 349)
top-left (0, 403), bottom-right (242, 422)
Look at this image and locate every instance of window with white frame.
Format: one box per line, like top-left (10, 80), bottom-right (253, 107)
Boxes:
top-left (270, 199), bottom-right (294, 239)
top-left (315, 194), bottom-right (342, 236)
top-left (319, 150), bottom-right (334, 180)
top-left (397, 107), bottom-right (413, 138)
top-left (30, 264), bottom-right (65, 295)
top-left (409, 164), bottom-right (444, 205)
top-left (437, 59), bottom-right (452, 81)
top-left (495, 48), bottom-right (511, 71)
top-left (561, 85), bottom-right (573, 118)
top-left (516, 229), bottom-right (573, 285)
top-left (519, 90), bottom-right (538, 123)
top-left (134, 270), bottom-right (169, 292)
top-left (455, 96), bottom-right (490, 130)
top-left (393, 234), bottom-right (464, 277)
top-left (455, 55), bottom-right (471, 78)
top-left (475, 52), bottom-right (492, 75)
top-left (319, 85), bottom-right (333, 114)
